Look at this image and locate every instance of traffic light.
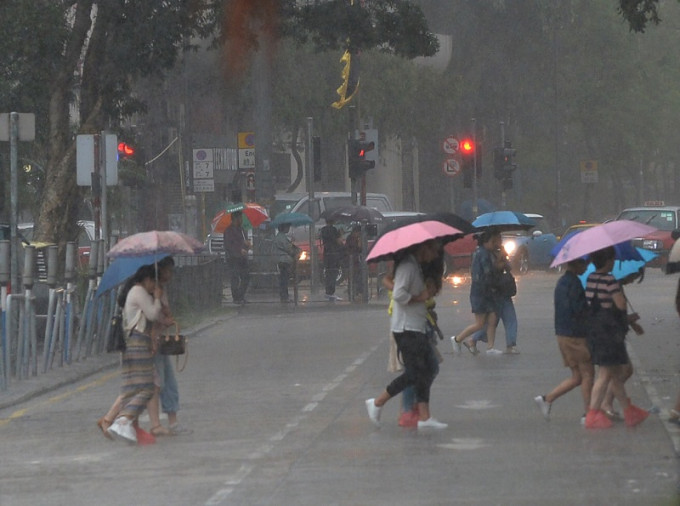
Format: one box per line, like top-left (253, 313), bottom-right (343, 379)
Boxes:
top-left (117, 141), bottom-right (135, 160)
top-left (348, 139), bottom-right (375, 179)
top-left (494, 142), bottom-right (516, 188)
top-left (459, 137), bottom-right (476, 188)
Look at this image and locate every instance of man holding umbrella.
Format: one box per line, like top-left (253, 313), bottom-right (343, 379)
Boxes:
top-left (223, 211), bottom-right (252, 304)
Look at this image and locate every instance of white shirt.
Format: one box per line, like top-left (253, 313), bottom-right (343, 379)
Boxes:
top-left (390, 254), bottom-right (427, 333)
top-left (123, 285), bottom-right (162, 333)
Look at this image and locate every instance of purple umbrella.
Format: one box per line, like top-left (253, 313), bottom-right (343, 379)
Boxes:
top-left (550, 220), bottom-right (657, 268)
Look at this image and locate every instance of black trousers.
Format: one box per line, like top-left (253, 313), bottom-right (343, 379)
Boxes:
top-left (230, 257), bottom-right (250, 302)
top-left (386, 330), bottom-right (437, 404)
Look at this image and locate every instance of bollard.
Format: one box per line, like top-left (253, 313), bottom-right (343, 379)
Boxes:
top-left (63, 242), bottom-right (76, 363)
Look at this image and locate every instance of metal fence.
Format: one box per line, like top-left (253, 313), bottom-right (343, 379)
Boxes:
top-left (0, 247), bottom-right (223, 392)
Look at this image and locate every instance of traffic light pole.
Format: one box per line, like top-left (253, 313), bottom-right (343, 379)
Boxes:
top-left (471, 118), bottom-right (478, 217)
top-left (500, 121), bottom-right (507, 209)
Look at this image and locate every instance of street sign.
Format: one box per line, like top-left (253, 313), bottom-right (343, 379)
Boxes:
top-left (442, 135), bottom-right (459, 155)
top-left (442, 158), bottom-right (461, 177)
top-left (193, 179), bottom-right (215, 192)
top-left (0, 112), bottom-right (35, 141)
top-left (76, 134), bottom-right (118, 186)
top-left (580, 160), bottom-right (598, 183)
top-left (238, 131), bottom-right (256, 170)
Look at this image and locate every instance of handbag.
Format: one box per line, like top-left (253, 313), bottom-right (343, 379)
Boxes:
top-left (158, 323), bottom-right (187, 355)
top-left (106, 307), bottom-right (126, 353)
top-left (488, 269), bottom-right (517, 298)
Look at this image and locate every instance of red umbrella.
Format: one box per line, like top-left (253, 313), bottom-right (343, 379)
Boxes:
top-left (366, 220), bottom-right (465, 263)
top-left (211, 203), bottom-right (269, 233)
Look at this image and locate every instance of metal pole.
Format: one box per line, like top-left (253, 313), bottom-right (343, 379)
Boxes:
top-left (471, 118), bottom-right (478, 217)
top-left (500, 121), bottom-right (507, 209)
top-left (101, 132), bottom-right (108, 250)
top-left (306, 117), bottom-right (318, 295)
top-left (10, 112), bottom-right (19, 295)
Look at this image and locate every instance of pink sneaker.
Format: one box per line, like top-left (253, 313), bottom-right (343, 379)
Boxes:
top-left (624, 404), bottom-right (649, 427)
top-left (398, 409), bottom-right (419, 428)
top-left (585, 409), bottom-right (613, 429)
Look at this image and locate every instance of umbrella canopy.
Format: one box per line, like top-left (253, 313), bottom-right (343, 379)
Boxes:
top-left (95, 253), bottom-right (171, 298)
top-left (212, 203), bottom-right (269, 233)
top-left (322, 205), bottom-right (384, 224)
top-left (107, 230), bottom-right (204, 258)
top-left (366, 220), bottom-right (465, 263)
top-left (550, 229), bottom-right (646, 262)
top-left (577, 248), bottom-right (658, 287)
top-left (550, 220), bottom-right (657, 267)
top-left (271, 212), bottom-right (314, 228)
top-left (472, 211), bottom-right (536, 231)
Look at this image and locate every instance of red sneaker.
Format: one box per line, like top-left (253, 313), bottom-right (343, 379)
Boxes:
top-left (134, 426), bottom-right (157, 445)
top-left (585, 409), bottom-right (613, 429)
top-left (398, 410), bottom-right (419, 428)
top-left (624, 404), bottom-right (649, 427)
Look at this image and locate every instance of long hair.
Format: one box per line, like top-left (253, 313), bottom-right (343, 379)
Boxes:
top-left (117, 264), bottom-right (156, 308)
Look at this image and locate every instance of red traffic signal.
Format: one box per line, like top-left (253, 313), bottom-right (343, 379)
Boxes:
top-left (117, 142), bottom-right (135, 158)
top-left (459, 138), bottom-right (475, 155)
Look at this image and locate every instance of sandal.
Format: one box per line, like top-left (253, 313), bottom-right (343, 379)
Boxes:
top-left (462, 340), bottom-right (479, 356)
top-left (150, 425), bottom-right (172, 436)
top-left (604, 409), bottom-right (623, 421)
top-left (97, 417), bottom-right (113, 440)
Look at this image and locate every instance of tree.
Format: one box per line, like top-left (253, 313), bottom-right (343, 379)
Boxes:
top-left (0, 0), bottom-right (216, 247)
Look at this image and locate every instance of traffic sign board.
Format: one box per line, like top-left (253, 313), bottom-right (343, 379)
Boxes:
top-left (442, 158), bottom-right (460, 177)
top-left (442, 136), bottom-right (459, 155)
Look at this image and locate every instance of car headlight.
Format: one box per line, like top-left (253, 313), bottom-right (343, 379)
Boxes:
top-left (641, 239), bottom-right (663, 250)
top-left (503, 241), bottom-right (517, 255)
top-left (298, 250), bottom-right (309, 262)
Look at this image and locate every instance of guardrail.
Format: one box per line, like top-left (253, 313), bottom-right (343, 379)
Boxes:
top-left (0, 241), bottom-right (223, 392)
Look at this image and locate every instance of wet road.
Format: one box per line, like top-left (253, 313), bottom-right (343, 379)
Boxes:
top-left (0, 270), bottom-right (678, 505)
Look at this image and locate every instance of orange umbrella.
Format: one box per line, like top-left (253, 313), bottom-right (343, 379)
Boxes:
top-left (211, 203), bottom-right (269, 233)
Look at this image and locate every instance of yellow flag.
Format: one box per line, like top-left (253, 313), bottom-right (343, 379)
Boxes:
top-left (331, 50), bottom-right (360, 109)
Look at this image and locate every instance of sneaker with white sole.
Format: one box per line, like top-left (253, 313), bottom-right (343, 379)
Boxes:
top-left (417, 418), bottom-right (448, 429)
top-left (107, 417), bottom-right (138, 444)
top-left (365, 398), bottom-right (382, 427)
top-left (450, 336), bottom-right (461, 355)
top-left (486, 348), bottom-right (503, 355)
top-left (534, 395), bottom-right (551, 421)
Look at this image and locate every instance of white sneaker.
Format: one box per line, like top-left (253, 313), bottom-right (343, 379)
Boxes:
top-left (417, 418), bottom-right (448, 430)
top-left (107, 417), bottom-right (138, 444)
top-left (450, 336), bottom-right (461, 355)
top-left (486, 348), bottom-right (503, 355)
top-left (365, 398), bottom-right (382, 427)
top-left (534, 395), bottom-right (551, 421)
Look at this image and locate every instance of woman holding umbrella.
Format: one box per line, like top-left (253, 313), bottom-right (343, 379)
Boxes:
top-left (451, 228), bottom-right (501, 355)
top-left (365, 238), bottom-right (448, 430)
top-left (584, 246), bottom-right (648, 429)
top-left (106, 265), bottom-right (164, 443)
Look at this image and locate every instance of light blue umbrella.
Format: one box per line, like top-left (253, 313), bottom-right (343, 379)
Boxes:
top-left (95, 253), bottom-right (171, 298)
top-left (472, 211), bottom-right (536, 231)
top-left (578, 247), bottom-right (658, 288)
top-left (271, 212), bottom-right (314, 227)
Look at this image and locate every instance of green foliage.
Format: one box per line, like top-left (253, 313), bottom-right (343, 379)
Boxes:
top-left (618, 0), bottom-right (661, 32)
top-left (285, 0), bottom-right (438, 58)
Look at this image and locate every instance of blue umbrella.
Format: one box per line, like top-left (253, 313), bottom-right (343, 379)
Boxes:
top-left (271, 212), bottom-right (314, 227)
top-left (95, 253), bottom-right (171, 298)
top-left (578, 248), bottom-right (658, 287)
top-left (472, 211), bottom-right (536, 231)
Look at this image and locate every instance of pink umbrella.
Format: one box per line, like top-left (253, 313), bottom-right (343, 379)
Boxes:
top-left (107, 230), bottom-right (204, 258)
top-left (366, 220), bottom-right (465, 263)
top-left (550, 220), bottom-right (657, 267)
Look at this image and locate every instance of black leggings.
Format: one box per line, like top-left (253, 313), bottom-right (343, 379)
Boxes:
top-left (386, 330), bottom-right (437, 404)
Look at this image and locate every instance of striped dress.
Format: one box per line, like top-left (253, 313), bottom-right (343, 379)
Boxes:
top-left (118, 285), bottom-right (162, 420)
top-left (584, 272), bottom-right (629, 366)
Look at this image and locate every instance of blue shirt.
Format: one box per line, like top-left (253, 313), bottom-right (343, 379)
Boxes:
top-left (554, 271), bottom-right (587, 337)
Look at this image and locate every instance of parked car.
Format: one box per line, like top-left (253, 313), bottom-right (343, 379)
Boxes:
top-left (501, 213), bottom-right (558, 274)
top-left (616, 204), bottom-right (680, 268)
